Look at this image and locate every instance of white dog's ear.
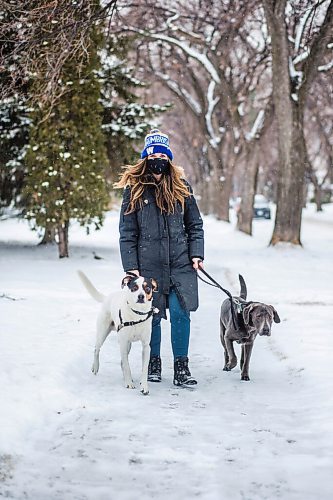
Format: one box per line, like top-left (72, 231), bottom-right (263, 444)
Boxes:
top-left (151, 278), bottom-right (158, 292)
top-left (121, 276), bottom-right (133, 289)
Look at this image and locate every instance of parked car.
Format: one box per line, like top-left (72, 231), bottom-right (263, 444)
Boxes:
top-left (253, 194), bottom-right (271, 219)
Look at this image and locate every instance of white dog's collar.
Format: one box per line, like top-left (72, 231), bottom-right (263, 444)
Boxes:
top-left (117, 307), bottom-right (159, 332)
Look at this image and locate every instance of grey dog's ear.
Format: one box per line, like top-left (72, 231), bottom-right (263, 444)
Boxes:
top-left (121, 275), bottom-right (134, 289)
top-left (243, 304), bottom-right (255, 325)
top-left (269, 306), bottom-right (281, 323)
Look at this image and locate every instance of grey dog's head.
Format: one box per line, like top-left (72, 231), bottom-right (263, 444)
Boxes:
top-left (121, 275), bottom-right (158, 308)
top-left (242, 303), bottom-right (280, 341)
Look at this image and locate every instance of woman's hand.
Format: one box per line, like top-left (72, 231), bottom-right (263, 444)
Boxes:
top-left (192, 258), bottom-right (204, 270)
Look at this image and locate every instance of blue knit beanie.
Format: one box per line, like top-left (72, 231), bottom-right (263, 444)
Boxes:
top-left (140, 129), bottom-right (173, 160)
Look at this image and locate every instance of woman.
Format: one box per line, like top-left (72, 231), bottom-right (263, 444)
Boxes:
top-left (114, 129), bottom-right (204, 386)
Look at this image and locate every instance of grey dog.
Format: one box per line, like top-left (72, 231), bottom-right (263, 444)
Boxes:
top-left (220, 275), bottom-right (280, 381)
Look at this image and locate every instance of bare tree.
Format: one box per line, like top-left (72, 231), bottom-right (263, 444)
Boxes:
top-left (305, 82), bottom-right (333, 210)
top-left (263, 0), bottom-right (333, 245)
top-left (115, 0), bottom-right (270, 225)
top-left (111, 0), bottom-right (332, 240)
top-left (0, 0), bottom-right (117, 105)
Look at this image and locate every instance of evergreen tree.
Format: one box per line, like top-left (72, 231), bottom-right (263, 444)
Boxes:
top-left (0, 7), bottom-right (31, 215)
top-left (0, 95), bottom-right (31, 214)
top-left (24, 27), bottom-right (109, 258)
top-left (100, 36), bottom-right (170, 181)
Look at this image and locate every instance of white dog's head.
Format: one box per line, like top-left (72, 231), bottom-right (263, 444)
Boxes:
top-left (121, 276), bottom-right (158, 308)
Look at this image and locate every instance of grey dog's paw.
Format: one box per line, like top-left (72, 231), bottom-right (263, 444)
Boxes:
top-left (241, 375), bottom-right (250, 381)
top-left (224, 360), bottom-right (237, 371)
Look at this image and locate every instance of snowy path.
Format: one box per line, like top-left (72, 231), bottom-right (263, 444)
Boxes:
top-left (1, 206), bottom-right (332, 499)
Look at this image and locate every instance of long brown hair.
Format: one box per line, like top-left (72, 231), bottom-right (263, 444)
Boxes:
top-left (114, 159), bottom-right (191, 214)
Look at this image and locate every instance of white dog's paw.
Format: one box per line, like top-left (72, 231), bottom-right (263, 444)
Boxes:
top-left (140, 382), bottom-right (149, 395)
top-left (91, 362), bottom-right (99, 375)
top-left (125, 381), bottom-right (136, 389)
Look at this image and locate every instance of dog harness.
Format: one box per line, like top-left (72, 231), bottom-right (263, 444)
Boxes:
top-left (117, 307), bottom-right (158, 332)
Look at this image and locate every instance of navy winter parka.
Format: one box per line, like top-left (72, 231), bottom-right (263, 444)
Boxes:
top-left (119, 180), bottom-right (204, 319)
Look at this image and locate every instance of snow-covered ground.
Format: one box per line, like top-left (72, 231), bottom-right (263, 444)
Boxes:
top-left (1, 204), bottom-right (332, 500)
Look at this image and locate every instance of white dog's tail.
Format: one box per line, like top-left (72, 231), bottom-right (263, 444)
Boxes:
top-left (77, 270), bottom-right (105, 303)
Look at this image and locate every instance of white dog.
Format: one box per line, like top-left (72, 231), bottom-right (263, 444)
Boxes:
top-left (78, 271), bottom-right (158, 395)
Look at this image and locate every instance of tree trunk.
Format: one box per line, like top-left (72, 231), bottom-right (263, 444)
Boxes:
top-left (237, 144), bottom-right (259, 235)
top-left (264, 0), bottom-right (304, 246)
top-left (57, 221), bottom-right (69, 258)
top-left (215, 170), bottom-right (232, 222)
top-left (314, 184), bottom-right (323, 212)
top-left (38, 224), bottom-right (56, 245)
top-left (264, 0), bottom-right (333, 244)
top-left (209, 142), bottom-right (235, 222)
top-left (209, 163), bottom-right (231, 222)
top-left (196, 176), bottom-right (211, 215)
top-left (270, 102), bottom-right (306, 245)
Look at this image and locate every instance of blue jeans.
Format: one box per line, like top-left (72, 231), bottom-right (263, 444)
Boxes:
top-left (150, 287), bottom-right (190, 359)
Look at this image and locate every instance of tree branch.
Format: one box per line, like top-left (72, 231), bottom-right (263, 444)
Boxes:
top-left (299, 0), bottom-right (333, 104)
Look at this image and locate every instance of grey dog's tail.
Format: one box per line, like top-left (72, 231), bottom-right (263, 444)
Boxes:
top-left (239, 274), bottom-right (247, 299)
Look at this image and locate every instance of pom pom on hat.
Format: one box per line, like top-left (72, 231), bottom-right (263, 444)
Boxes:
top-left (141, 129), bottom-right (173, 160)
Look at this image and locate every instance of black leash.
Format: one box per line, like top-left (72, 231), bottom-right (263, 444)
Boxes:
top-left (197, 261), bottom-right (238, 330)
top-left (125, 268), bottom-right (238, 329)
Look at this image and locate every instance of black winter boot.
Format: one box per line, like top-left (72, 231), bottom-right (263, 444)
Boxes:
top-left (148, 355), bottom-right (162, 382)
top-left (173, 356), bottom-right (197, 386)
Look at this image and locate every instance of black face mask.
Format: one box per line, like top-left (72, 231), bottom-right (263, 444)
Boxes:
top-left (147, 158), bottom-right (169, 175)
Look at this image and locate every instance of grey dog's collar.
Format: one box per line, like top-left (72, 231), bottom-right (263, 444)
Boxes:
top-left (232, 297), bottom-right (255, 313)
top-left (231, 298), bottom-right (257, 331)
top-left (232, 297), bottom-right (245, 314)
